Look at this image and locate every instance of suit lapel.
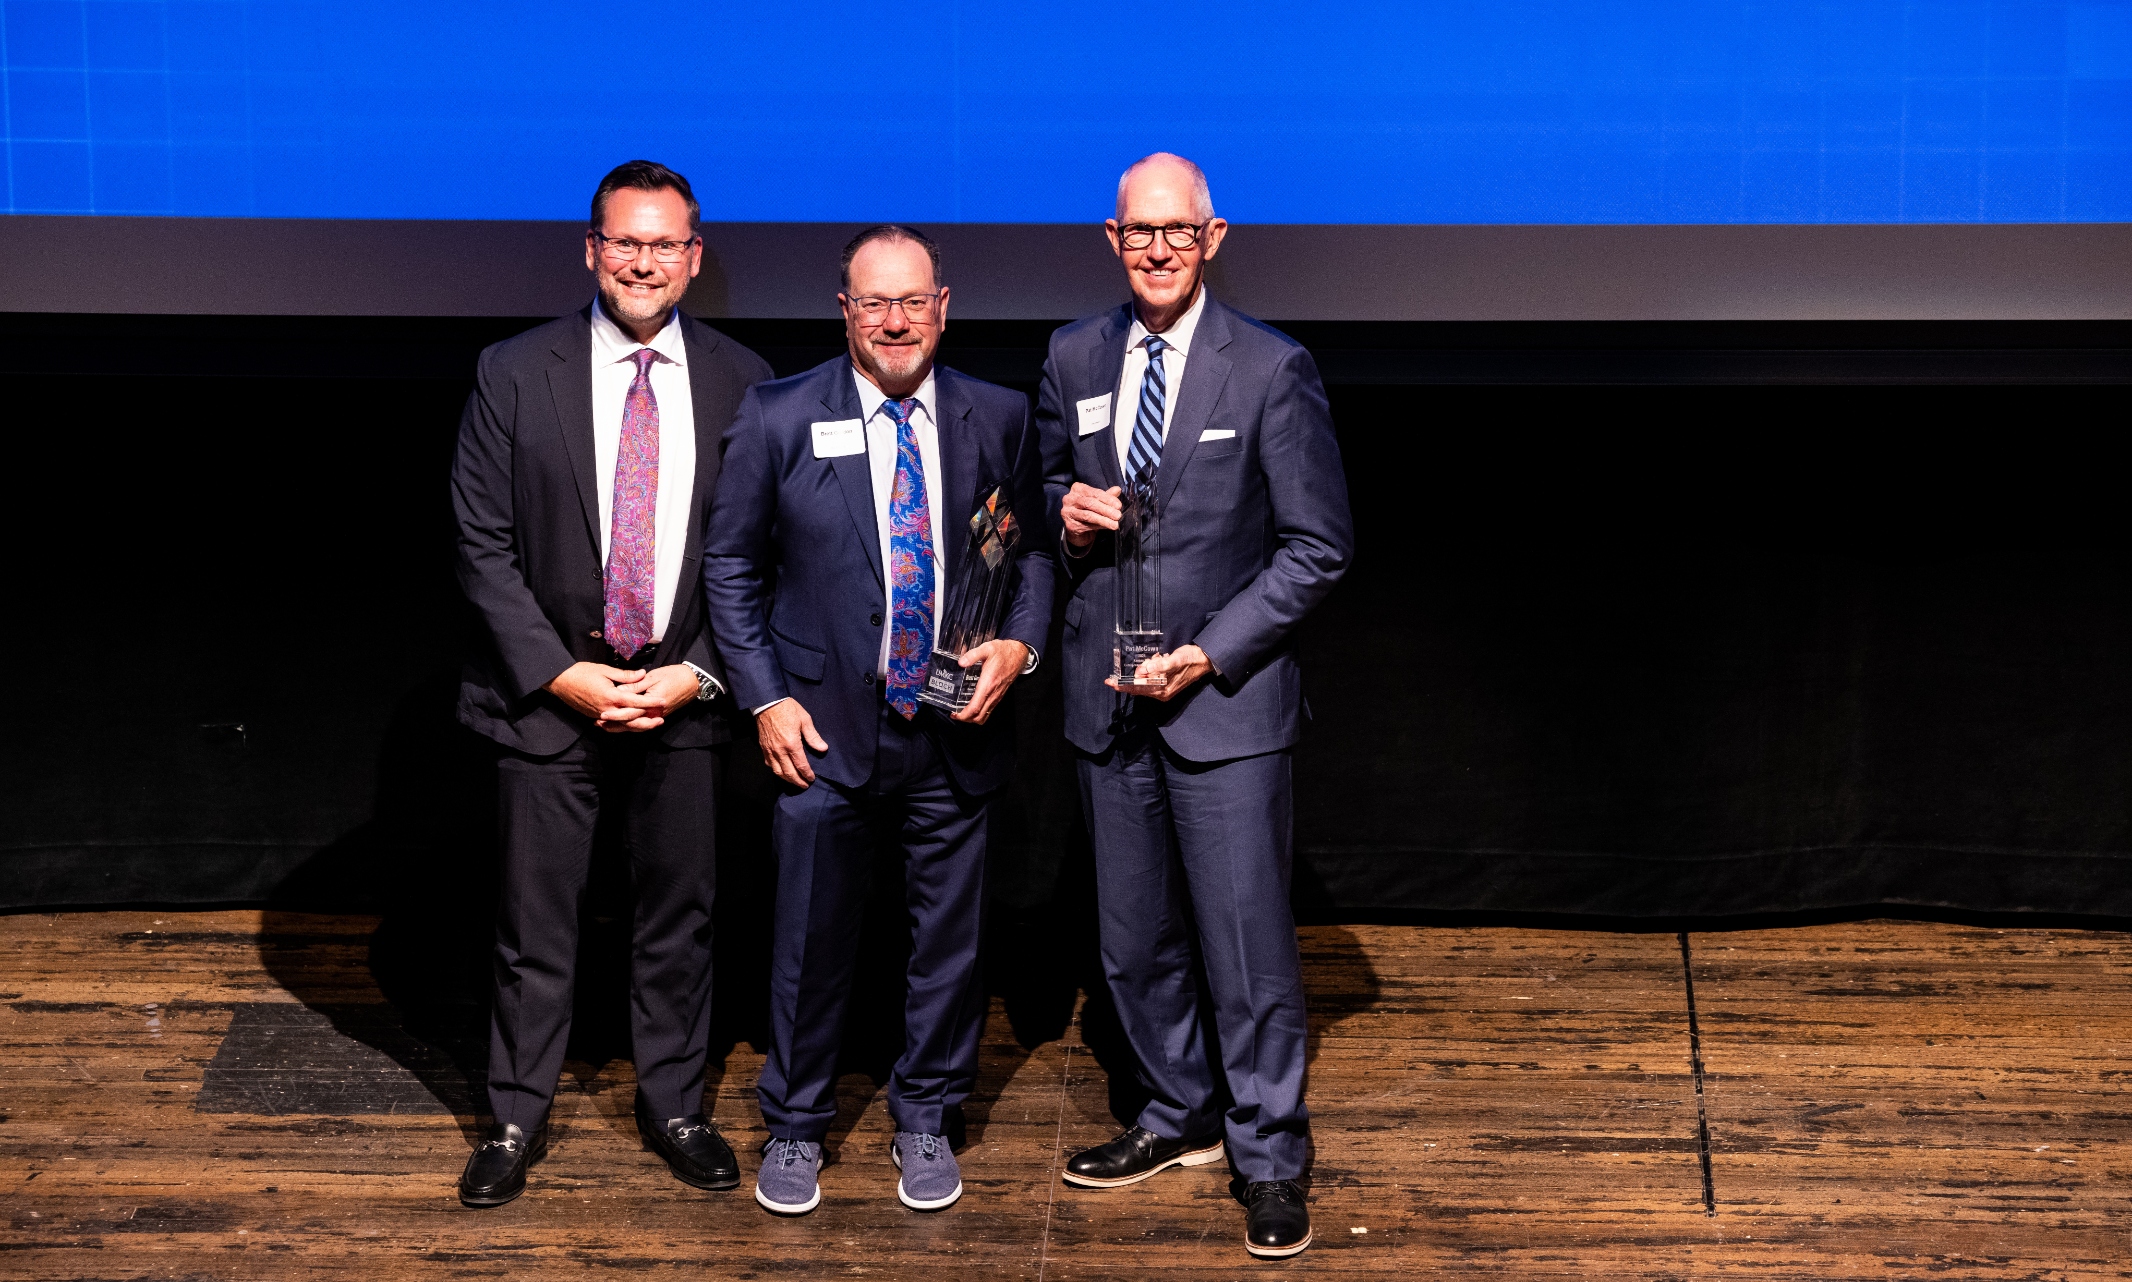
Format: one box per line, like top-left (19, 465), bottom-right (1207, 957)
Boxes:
top-left (823, 362), bottom-right (884, 587)
top-left (1087, 306), bottom-right (1130, 491)
top-left (1155, 299), bottom-right (1234, 512)
top-left (544, 307), bottom-right (602, 559)
top-left (932, 368), bottom-right (979, 602)
top-left (680, 314), bottom-right (724, 546)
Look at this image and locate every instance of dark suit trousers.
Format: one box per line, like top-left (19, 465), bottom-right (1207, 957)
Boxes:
top-left (1078, 727), bottom-right (1310, 1183)
top-left (485, 733), bottom-right (719, 1128)
top-left (757, 702), bottom-right (989, 1142)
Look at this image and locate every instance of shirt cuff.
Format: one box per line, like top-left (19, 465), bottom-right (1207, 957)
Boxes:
top-left (1020, 646), bottom-right (1040, 676)
top-left (1062, 531), bottom-right (1093, 558)
top-left (682, 661), bottom-right (727, 700)
top-left (751, 696), bottom-right (791, 716)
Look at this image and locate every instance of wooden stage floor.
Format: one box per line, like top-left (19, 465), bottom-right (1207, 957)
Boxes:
top-left (3, 911), bottom-right (2130, 1279)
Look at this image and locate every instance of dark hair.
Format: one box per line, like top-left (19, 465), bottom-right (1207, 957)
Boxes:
top-left (590, 160), bottom-right (701, 233)
top-left (840, 224), bottom-right (942, 291)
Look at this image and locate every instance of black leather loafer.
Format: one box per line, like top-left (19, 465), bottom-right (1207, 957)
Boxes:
top-left (1062, 1124), bottom-right (1225, 1188)
top-left (458, 1122), bottom-right (546, 1208)
top-left (636, 1097), bottom-right (740, 1191)
top-left (1243, 1179), bottom-right (1311, 1258)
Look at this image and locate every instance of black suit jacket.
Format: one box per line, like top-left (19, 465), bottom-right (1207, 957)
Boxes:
top-left (452, 305), bottom-right (773, 755)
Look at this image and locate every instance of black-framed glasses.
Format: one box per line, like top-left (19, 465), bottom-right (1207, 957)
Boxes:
top-left (1116, 221), bottom-right (1208, 250)
top-left (593, 232), bottom-right (698, 264)
top-left (844, 292), bottom-right (942, 321)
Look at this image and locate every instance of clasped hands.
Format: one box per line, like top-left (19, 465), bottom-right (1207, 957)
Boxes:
top-left (546, 662), bottom-right (700, 733)
top-left (756, 638), bottom-right (1029, 789)
top-left (1065, 481), bottom-right (1215, 704)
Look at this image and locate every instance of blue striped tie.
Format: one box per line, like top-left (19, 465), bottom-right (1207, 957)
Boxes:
top-left (1124, 335), bottom-right (1168, 486)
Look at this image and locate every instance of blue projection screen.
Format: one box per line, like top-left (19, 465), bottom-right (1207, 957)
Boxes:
top-left (3, 0), bottom-right (2129, 223)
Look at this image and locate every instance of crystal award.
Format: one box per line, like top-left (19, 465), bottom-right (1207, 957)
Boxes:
top-left (1111, 477), bottom-right (1167, 691)
top-left (919, 484), bottom-right (1024, 712)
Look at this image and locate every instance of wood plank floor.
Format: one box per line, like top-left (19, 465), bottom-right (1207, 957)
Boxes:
top-left (3, 912), bottom-right (2130, 1279)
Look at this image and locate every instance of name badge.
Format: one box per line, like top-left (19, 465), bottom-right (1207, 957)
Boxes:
top-left (1075, 394), bottom-right (1112, 437)
top-left (811, 419), bottom-right (864, 459)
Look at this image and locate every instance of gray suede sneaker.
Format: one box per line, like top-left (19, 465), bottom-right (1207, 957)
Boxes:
top-left (891, 1131), bottom-right (962, 1210)
top-left (755, 1138), bottom-right (823, 1215)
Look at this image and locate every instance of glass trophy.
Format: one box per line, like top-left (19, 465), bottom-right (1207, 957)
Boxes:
top-left (919, 484), bottom-right (1024, 712)
top-left (1111, 476), bottom-right (1167, 691)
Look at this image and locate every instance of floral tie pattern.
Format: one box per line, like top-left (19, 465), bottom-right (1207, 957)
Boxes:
top-left (882, 397), bottom-right (934, 718)
top-left (603, 348), bottom-right (659, 660)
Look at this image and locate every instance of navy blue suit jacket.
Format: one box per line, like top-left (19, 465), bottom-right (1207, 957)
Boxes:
top-left (452, 306), bottom-right (772, 756)
top-left (1038, 298), bottom-right (1353, 762)
top-left (703, 357), bottom-right (1055, 795)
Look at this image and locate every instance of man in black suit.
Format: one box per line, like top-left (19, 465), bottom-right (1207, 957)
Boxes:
top-left (449, 159), bottom-right (772, 1207)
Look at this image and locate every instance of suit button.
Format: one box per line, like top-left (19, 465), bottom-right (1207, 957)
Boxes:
top-left (590, 630), bottom-right (602, 640)
top-left (863, 672), bottom-right (876, 686)
top-left (870, 612), bottom-right (883, 626)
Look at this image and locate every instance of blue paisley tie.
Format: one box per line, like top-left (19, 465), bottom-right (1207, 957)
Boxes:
top-left (882, 397), bottom-right (934, 718)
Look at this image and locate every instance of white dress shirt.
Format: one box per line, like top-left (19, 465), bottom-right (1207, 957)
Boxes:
top-left (1112, 285), bottom-right (1208, 478)
top-left (589, 297), bottom-right (696, 646)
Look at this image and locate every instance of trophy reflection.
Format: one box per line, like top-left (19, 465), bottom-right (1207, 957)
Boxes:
top-left (919, 484), bottom-right (1023, 712)
top-left (1112, 477), bottom-right (1167, 691)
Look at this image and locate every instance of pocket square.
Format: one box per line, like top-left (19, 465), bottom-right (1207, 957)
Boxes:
top-left (1200, 429), bottom-right (1236, 442)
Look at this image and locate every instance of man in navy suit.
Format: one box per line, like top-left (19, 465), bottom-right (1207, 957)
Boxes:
top-left (1038, 154), bottom-right (1353, 1259)
top-left (704, 225), bottom-right (1053, 1216)
top-left (450, 161), bottom-right (772, 1207)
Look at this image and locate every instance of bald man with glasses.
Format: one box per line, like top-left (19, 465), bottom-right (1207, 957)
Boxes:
top-left (1038, 154), bottom-right (1353, 1259)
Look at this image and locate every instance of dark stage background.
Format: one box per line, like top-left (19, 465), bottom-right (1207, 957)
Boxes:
top-left (3, 313), bottom-right (2128, 928)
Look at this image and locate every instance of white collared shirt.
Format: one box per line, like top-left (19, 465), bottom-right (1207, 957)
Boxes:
top-left (1112, 285), bottom-right (1208, 478)
top-left (588, 297), bottom-right (696, 645)
top-left (855, 364), bottom-right (948, 676)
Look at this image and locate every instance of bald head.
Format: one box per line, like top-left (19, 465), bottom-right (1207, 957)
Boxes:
top-left (1115, 153), bottom-right (1216, 223)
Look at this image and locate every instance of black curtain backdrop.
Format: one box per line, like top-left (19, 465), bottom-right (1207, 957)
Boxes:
top-left (2, 315), bottom-right (2127, 926)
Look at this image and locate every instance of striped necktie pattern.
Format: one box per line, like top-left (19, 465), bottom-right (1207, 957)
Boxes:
top-left (1125, 334), bottom-right (1169, 487)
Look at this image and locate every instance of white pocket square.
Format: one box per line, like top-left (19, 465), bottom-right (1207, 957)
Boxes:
top-left (1200, 429), bottom-right (1236, 442)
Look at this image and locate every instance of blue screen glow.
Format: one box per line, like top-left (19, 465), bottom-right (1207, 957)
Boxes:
top-left (3, 1), bottom-right (2129, 222)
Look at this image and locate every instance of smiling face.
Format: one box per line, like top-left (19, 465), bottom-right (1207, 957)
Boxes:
top-left (840, 236), bottom-right (948, 398)
top-left (1106, 156), bottom-right (1227, 329)
top-left (584, 186), bottom-right (701, 336)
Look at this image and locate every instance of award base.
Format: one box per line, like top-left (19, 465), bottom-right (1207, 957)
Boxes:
top-left (917, 648), bottom-right (977, 712)
top-left (1112, 629), bottom-right (1169, 692)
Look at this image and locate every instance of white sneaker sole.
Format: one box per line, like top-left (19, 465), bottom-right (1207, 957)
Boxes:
top-left (1060, 1140), bottom-right (1225, 1189)
top-left (890, 1141), bottom-right (964, 1210)
top-left (1245, 1229), bottom-right (1312, 1259)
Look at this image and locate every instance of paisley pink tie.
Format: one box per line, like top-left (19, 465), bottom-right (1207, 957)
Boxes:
top-left (604, 348), bottom-right (659, 660)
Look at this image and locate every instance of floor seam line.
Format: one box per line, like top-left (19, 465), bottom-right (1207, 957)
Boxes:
top-left (1677, 930), bottom-right (1717, 1216)
top-left (1036, 1020), bottom-right (1073, 1281)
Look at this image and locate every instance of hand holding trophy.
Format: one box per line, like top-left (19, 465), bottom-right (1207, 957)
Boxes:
top-left (919, 483), bottom-right (1025, 712)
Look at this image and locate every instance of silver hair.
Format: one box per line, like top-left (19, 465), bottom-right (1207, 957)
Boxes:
top-left (1114, 153), bottom-right (1216, 222)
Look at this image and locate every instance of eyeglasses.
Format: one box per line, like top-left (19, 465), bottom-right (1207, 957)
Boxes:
top-left (1116, 222), bottom-right (1209, 250)
top-left (845, 292), bottom-right (942, 321)
top-left (593, 232), bottom-right (698, 264)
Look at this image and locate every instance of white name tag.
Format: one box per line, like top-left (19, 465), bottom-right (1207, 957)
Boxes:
top-left (1200, 429), bottom-right (1236, 442)
top-left (810, 419), bottom-right (864, 459)
top-left (1075, 394), bottom-right (1112, 437)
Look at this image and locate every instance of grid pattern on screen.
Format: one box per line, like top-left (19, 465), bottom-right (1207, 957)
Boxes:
top-left (2, 0), bottom-right (2129, 222)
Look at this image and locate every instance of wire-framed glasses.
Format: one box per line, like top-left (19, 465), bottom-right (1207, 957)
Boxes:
top-left (594, 232), bottom-right (698, 264)
top-left (845, 292), bottom-right (942, 321)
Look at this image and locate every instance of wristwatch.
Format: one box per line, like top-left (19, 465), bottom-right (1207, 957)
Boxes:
top-left (683, 661), bottom-right (724, 703)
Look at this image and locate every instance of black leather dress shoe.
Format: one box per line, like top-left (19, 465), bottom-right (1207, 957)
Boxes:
top-left (636, 1097), bottom-right (740, 1191)
top-left (1242, 1180), bottom-right (1312, 1258)
top-left (1061, 1124), bottom-right (1225, 1188)
top-left (458, 1122), bottom-right (546, 1208)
